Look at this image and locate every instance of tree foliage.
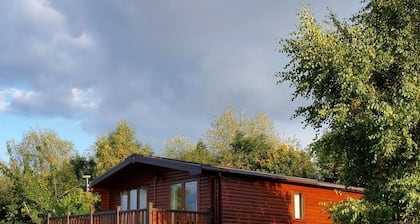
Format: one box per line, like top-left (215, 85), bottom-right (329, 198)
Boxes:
top-left (203, 106), bottom-right (244, 159)
top-left (230, 131), bottom-right (317, 177)
top-left (0, 129), bottom-right (97, 224)
top-left (327, 172), bottom-right (420, 224)
top-left (278, 0), bottom-right (419, 222)
top-left (204, 107), bottom-right (293, 165)
top-left (95, 120), bottom-right (152, 175)
top-left (172, 106), bottom-right (318, 178)
top-left (70, 155), bottom-right (97, 180)
top-left (162, 136), bottom-right (215, 164)
top-left (310, 132), bottom-right (346, 184)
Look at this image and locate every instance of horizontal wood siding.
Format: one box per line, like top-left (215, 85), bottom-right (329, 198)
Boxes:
top-left (283, 183), bottom-right (362, 224)
top-left (199, 175), bottom-right (212, 212)
top-left (105, 166), bottom-right (212, 214)
top-left (221, 176), bottom-right (362, 224)
top-left (108, 190), bottom-right (121, 210)
top-left (154, 168), bottom-right (191, 208)
top-left (94, 189), bottom-right (110, 211)
top-left (154, 168), bottom-right (211, 211)
top-left (107, 164), bottom-right (155, 210)
top-left (221, 177), bottom-right (291, 223)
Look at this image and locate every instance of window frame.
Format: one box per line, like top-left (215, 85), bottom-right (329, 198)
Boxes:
top-left (293, 191), bottom-right (304, 220)
top-left (120, 190), bottom-right (129, 211)
top-left (184, 180), bottom-right (198, 211)
top-left (129, 189), bottom-right (138, 210)
top-left (120, 186), bottom-right (148, 211)
top-left (169, 179), bottom-right (199, 211)
top-left (139, 186), bottom-right (148, 210)
top-left (170, 183), bottom-right (183, 210)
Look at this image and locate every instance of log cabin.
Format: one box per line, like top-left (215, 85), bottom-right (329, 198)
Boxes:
top-left (84, 154), bottom-right (363, 224)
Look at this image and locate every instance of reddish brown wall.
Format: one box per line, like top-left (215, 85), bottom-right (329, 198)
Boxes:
top-left (153, 168), bottom-right (212, 211)
top-left (220, 176), bottom-right (363, 224)
top-left (93, 188), bottom-right (110, 211)
top-left (103, 166), bottom-right (212, 212)
top-left (106, 165), bottom-right (156, 210)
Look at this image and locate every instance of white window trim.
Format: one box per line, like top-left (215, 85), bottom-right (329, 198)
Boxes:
top-left (293, 192), bottom-right (304, 219)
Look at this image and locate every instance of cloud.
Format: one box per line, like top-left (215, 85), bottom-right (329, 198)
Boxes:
top-left (0, 87), bottom-right (101, 116)
top-left (0, 88), bottom-right (38, 112)
top-left (0, 0), bottom-right (363, 150)
top-left (71, 88), bottom-right (101, 111)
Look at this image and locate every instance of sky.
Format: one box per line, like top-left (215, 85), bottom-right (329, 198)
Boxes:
top-left (0, 0), bottom-right (363, 160)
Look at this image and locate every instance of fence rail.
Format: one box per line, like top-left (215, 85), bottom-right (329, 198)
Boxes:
top-left (46, 203), bottom-right (210, 224)
top-left (153, 209), bottom-right (209, 224)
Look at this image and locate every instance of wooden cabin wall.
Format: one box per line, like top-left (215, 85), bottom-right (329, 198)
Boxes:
top-left (220, 176), bottom-right (363, 224)
top-left (106, 165), bottom-right (155, 210)
top-left (104, 166), bottom-right (212, 213)
top-left (154, 168), bottom-right (212, 212)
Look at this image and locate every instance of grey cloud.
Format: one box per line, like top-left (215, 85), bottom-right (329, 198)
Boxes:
top-left (0, 0), bottom-right (362, 150)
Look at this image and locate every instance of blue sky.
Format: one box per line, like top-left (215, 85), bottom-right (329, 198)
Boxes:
top-left (0, 0), bottom-right (363, 160)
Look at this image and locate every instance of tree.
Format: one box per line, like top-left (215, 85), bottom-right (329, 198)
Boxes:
top-left (278, 0), bottom-right (419, 222)
top-left (70, 155), bottom-right (97, 180)
top-left (191, 140), bottom-right (216, 164)
top-left (230, 131), bottom-right (317, 178)
top-left (162, 137), bottom-right (215, 164)
top-left (95, 120), bottom-right (152, 175)
top-left (204, 106), bottom-right (287, 167)
top-left (162, 136), bottom-right (196, 160)
top-left (204, 106), bottom-right (244, 159)
top-left (202, 106), bottom-right (317, 177)
top-left (0, 172), bottom-right (17, 223)
top-left (0, 129), bottom-right (97, 224)
top-left (310, 132), bottom-right (346, 184)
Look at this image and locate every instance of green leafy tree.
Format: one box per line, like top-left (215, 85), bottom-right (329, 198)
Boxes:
top-left (278, 0), bottom-right (419, 222)
top-left (162, 137), bottom-right (215, 164)
top-left (191, 140), bottom-right (216, 164)
top-left (230, 131), bottom-right (317, 178)
top-left (0, 174), bottom-right (8, 219)
top-left (95, 120), bottom-right (152, 175)
top-left (204, 106), bottom-right (290, 167)
top-left (310, 132), bottom-right (346, 184)
top-left (0, 170), bottom-right (32, 224)
top-left (0, 129), bottom-right (97, 224)
top-left (201, 106), bottom-right (317, 177)
top-left (70, 155), bottom-right (97, 180)
top-left (55, 189), bottom-right (98, 216)
top-left (163, 136), bottom-right (196, 160)
top-left (204, 106), bottom-right (244, 163)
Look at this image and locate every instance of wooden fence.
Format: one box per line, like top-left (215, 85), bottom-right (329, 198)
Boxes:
top-left (46, 203), bottom-right (210, 224)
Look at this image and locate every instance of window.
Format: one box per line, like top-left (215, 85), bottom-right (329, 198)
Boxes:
top-left (170, 183), bottom-right (182, 210)
top-left (170, 181), bottom-right (197, 211)
top-left (121, 191), bottom-right (128, 211)
top-left (185, 181), bottom-right (197, 211)
top-left (294, 192), bottom-right (303, 219)
top-left (139, 187), bottom-right (148, 209)
top-left (129, 189), bottom-right (137, 210)
top-left (121, 187), bottom-right (148, 210)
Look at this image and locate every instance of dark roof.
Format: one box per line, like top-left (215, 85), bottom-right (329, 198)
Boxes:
top-left (90, 154), bottom-right (202, 187)
top-left (90, 154), bottom-right (364, 193)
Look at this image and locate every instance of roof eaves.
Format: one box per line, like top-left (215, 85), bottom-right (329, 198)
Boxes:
top-left (90, 154), bottom-right (137, 187)
top-left (133, 155), bottom-right (202, 175)
top-left (90, 154), bottom-right (203, 188)
top-left (202, 165), bottom-right (364, 193)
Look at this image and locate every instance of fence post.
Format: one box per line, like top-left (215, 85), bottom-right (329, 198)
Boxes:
top-left (147, 202), bottom-right (153, 224)
top-left (66, 212), bottom-right (70, 224)
top-left (47, 213), bottom-right (51, 224)
top-left (116, 206), bottom-right (121, 224)
top-left (90, 207), bottom-right (95, 224)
